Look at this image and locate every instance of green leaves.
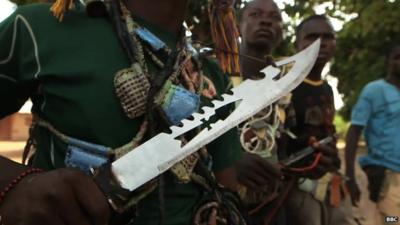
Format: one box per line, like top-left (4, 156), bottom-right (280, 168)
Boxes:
top-left (332, 0), bottom-right (400, 119)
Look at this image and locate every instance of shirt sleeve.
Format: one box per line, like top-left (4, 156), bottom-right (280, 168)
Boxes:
top-left (202, 58), bottom-right (243, 171)
top-left (0, 11), bottom-right (29, 119)
top-left (351, 85), bottom-right (373, 126)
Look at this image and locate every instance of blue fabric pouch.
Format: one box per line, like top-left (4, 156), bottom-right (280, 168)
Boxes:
top-left (64, 137), bottom-right (111, 174)
top-left (135, 27), bottom-right (166, 51)
top-left (161, 84), bottom-right (200, 125)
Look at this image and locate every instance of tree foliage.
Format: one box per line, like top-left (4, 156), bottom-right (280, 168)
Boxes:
top-left (187, 0), bottom-right (400, 120)
top-left (12, 0), bottom-right (400, 119)
top-left (331, 0), bottom-right (400, 119)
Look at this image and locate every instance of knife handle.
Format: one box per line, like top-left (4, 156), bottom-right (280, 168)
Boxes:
top-left (91, 163), bottom-right (133, 214)
top-left (281, 136), bottom-right (335, 167)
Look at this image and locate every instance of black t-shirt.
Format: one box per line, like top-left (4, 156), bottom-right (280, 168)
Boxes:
top-left (287, 81), bottom-right (336, 154)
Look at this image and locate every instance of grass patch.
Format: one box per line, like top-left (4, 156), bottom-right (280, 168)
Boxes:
top-left (334, 114), bottom-right (350, 140)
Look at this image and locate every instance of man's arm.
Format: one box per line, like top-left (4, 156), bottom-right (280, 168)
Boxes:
top-left (344, 82), bottom-right (374, 206)
top-left (0, 156), bottom-right (28, 190)
top-left (234, 152), bottom-right (283, 190)
top-left (344, 124), bottom-right (363, 206)
top-left (0, 155), bottom-right (111, 225)
top-left (345, 124), bottom-right (363, 179)
top-left (215, 166), bottom-right (239, 191)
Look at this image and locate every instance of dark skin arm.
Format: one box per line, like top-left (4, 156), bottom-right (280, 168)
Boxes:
top-left (215, 156), bottom-right (281, 192)
top-left (345, 124), bottom-right (363, 206)
top-left (302, 141), bottom-right (341, 179)
top-left (0, 156), bottom-right (29, 189)
top-left (235, 142), bottom-right (340, 189)
top-left (215, 166), bottom-right (240, 191)
top-left (0, 156), bottom-right (110, 225)
top-left (235, 153), bottom-right (282, 190)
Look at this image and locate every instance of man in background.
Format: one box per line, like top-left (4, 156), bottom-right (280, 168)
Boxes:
top-left (286, 15), bottom-right (356, 225)
top-left (236, 1), bottom-right (343, 224)
top-left (345, 45), bottom-right (400, 225)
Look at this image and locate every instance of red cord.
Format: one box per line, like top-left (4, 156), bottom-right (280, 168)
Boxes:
top-left (263, 178), bottom-right (296, 225)
top-left (283, 152), bottom-right (323, 173)
top-left (248, 183), bottom-right (280, 215)
top-left (0, 168), bottom-right (43, 204)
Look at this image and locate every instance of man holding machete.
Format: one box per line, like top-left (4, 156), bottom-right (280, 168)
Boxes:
top-left (0, 0), bottom-right (338, 224)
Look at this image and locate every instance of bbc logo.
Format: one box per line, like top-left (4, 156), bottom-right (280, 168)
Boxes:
top-left (385, 216), bottom-right (399, 223)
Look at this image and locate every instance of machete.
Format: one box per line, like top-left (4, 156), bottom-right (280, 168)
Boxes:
top-left (93, 40), bottom-right (320, 212)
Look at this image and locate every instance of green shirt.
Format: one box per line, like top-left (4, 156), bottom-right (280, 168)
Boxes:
top-left (0, 4), bottom-right (242, 225)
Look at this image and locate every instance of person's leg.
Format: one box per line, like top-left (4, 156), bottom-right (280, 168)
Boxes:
top-left (328, 195), bottom-right (357, 225)
top-left (353, 166), bottom-right (382, 225)
top-left (286, 188), bottom-right (322, 225)
top-left (377, 171), bottom-right (400, 225)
